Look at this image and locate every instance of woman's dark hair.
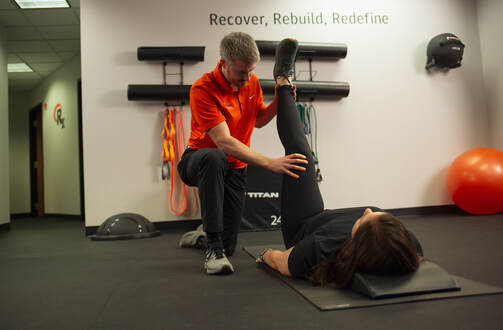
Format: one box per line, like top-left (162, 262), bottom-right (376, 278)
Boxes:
top-left (308, 213), bottom-right (421, 288)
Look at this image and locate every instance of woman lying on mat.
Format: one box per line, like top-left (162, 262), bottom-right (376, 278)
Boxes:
top-left (256, 38), bottom-right (425, 288)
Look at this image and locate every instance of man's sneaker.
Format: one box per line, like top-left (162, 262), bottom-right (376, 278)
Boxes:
top-left (273, 38), bottom-right (299, 82)
top-left (179, 224), bottom-right (207, 249)
top-left (204, 246), bottom-right (234, 275)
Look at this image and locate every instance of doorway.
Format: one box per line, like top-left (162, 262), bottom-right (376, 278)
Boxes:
top-left (29, 103), bottom-right (44, 216)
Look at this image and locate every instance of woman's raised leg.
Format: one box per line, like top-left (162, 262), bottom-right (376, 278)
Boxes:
top-left (276, 85), bottom-right (324, 246)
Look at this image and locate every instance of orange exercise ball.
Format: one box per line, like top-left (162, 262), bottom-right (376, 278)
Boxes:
top-left (447, 147), bottom-right (503, 214)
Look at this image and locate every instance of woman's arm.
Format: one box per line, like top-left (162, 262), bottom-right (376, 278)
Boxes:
top-left (256, 247), bottom-right (294, 277)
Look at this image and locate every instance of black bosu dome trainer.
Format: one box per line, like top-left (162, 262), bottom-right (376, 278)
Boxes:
top-left (89, 213), bottom-right (161, 241)
top-left (426, 33), bottom-right (465, 70)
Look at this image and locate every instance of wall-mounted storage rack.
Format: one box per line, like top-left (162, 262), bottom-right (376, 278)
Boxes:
top-left (128, 41), bottom-right (349, 102)
top-left (127, 46), bottom-right (205, 103)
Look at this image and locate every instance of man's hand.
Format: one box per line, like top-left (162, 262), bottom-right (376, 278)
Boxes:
top-left (207, 123), bottom-right (307, 178)
top-left (267, 153), bottom-right (308, 178)
top-left (291, 84), bottom-right (297, 101)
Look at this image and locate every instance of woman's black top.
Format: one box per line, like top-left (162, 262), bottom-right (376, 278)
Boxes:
top-left (287, 212), bottom-right (423, 278)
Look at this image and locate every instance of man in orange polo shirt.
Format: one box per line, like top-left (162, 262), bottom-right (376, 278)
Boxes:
top-left (177, 32), bottom-right (306, 275)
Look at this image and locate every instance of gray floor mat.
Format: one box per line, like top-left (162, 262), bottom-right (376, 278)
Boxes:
top-left (243, 244), bottom-right (503, 311)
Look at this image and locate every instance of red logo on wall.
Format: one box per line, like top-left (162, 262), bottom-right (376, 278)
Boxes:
top-left (53, 104), bottom-right (65, 129)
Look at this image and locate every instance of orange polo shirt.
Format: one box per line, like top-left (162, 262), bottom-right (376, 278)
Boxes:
top-left (188, 60), bottom-right (267, 169)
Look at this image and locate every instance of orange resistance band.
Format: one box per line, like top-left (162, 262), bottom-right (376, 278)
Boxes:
top-left (175, 109), bottom-right (198, 214)
top-left (162, 108), bottom-right (198, 215)
top-left (162, 110), bottom-right (175, 164)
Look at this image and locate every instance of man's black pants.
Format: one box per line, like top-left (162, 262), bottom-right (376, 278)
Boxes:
top-left (177, 148), bottom-right (247, 256)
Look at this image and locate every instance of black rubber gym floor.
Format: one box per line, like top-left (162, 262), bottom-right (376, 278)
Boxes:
top-left (1, 212), bottom-right (503, 330)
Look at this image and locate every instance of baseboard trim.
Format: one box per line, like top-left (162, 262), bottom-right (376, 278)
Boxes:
top-left (0, 222), bottom-right (10, 231)
top-left (11, 213), bottom-right (83, 220)
top-left (10, 213), bottom-right (33, 219)
top-left (44, 214), bottom-right (83, 220)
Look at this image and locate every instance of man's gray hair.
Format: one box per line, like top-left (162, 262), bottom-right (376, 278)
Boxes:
top-left (220, 32), bottom-right (260, 64)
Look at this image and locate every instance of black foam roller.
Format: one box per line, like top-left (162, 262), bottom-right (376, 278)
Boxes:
top-left (255, 41), bottom-right (347, 59)
top-left (137, 47), bottom-right (205, 62)
top-left (259, 79), bottom-right (350, 98)
top-left (127, 84), bottom-right (191, 101)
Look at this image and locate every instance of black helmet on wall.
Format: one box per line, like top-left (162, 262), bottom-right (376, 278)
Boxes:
top-left (426, 33), bottom-right (465, 70)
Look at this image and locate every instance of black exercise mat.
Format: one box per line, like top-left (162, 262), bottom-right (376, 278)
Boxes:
top-left (243, 245), bottom-right (503, 311)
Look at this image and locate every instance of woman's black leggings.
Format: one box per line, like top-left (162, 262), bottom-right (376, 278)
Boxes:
top-left (277, 86), bottom-right (382, 248)
top-left (277, 86), bottom-right (325, 246)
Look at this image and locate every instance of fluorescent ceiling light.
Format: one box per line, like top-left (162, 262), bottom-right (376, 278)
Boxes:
top-left (8, 63), bottom-right (34, 72)
top-left (14, 0), bottom-right (70, 9)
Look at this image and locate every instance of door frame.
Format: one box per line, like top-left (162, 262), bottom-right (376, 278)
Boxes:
top-left (77, 79), bottom-right (85, 222)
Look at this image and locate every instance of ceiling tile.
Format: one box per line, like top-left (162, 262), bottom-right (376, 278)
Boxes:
top-left (57, 51), bottom-right (77, 61)
top-left (30, 62), bottom-right (63, 72)
top-left (49, 39), bottom-right (79, 51)
top-left (6, 26), bottom-right (42, 40)
top-left (23, 8), bottom-right (79, 25)
top-left (18, 52), bottom-right (62, 63)
top-left (7, 54), bottom-right (22, 63)
top-left (0, 10), bottom-right (31, 26)
top-left (2, 1), bottom-right (81, 91)
top-left (8, 40), bottom-right (53, 52)
top-left (38, 25), bottom-right (79, 39)
top-left (8, 40), bottom-right (55, 52)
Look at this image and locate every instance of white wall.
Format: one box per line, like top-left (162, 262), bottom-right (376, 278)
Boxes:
top-left (81, 0), bottom-right (489, 227)
top-left (0, 25), bottom-right (10, 225)
top-left (9, 55), bottom-right (81, 215)
top-left (476, 0), bottom-right (503, 150)
top-left (8, 91), bottom-right (30, 214)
